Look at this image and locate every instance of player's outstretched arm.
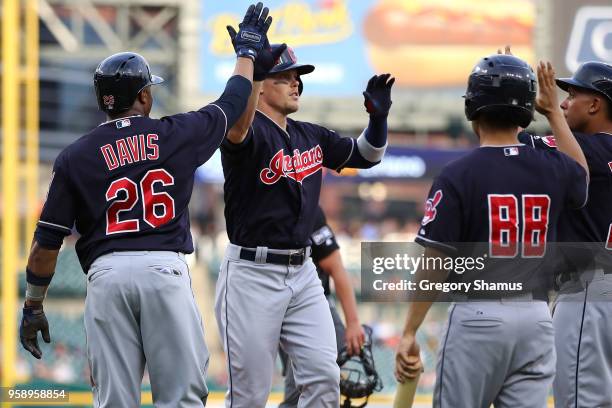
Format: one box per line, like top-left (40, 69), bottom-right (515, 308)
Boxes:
top-left (211, 3), bottom-right (273, 131)
top-left (335, 74), bottom-right (395, 170)
top-left (20, 241), bottom-right (60, 359)
top-left (226, 24), bottom-right (287, 144)
top-left (318, 249), bottom-right (364, 356)
top-left (358, 74), bottom-right (395, 161)
top-left (225, 46), bottom-right (286, 144)
top-left (536, 61), bottom-right (589, 175)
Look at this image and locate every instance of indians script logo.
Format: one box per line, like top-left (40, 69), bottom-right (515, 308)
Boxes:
top-left (421, 190), bottom-right (443, 226)
top-left (260, 146), bottom-right (323, 185)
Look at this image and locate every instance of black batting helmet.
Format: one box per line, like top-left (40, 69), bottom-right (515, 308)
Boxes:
top-left (464, 54), bottom-right (536, 128)
top-left (556, 61), bottom-right (612, 104)
top-left (94, 52), bottom-right (164, 114)
top-left (267, 45), bottom-right (314, 95)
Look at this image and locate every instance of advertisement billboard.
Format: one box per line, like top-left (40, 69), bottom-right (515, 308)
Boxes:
top-left (551, 0), bottom-right (612, 77)
top-left (200, 0), bottom-right (536, 96)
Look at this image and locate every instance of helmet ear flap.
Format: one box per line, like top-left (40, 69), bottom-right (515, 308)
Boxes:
top-left (298, 77), bottom-right (304, 95)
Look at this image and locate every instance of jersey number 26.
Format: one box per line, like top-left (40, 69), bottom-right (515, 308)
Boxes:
top-left (105, 169), bottom-right (175, 235)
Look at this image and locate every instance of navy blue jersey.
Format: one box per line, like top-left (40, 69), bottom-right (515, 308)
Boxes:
top-left (221, 110), bottom-right (358, 249)
top-left (416, 145), bottom-right (587, 289)
top-left (310, 207), bottom-right (340, 296)
top-left (519, 131), bottom-right (612, 245)
top-left (38, 105), bottom-right (228, 271)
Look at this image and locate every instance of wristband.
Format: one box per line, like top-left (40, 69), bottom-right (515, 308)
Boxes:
top-left (237, 48), bottom-right (257, 62)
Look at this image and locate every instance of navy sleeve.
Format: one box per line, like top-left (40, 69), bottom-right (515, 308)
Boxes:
top-left (518, 131), bottom-right (557, 150)
top-left (574, 133), bottom-right (607, 178)
top-left (310, 208), bottom-right (339, 263)
top-left (221, 126), bottom-right (254, 158)
top-left (415, 175), bottom-right (463, 254)
top-left (211, 75), bottom-right (252, 129)
top-left (313, 125), bottom-right (357, 171)
top-left (159, 104), bottom-right (228, 166)
top-left (37, 152), bottom-right (76, 241)
top-left (558, 152), bottom-right (589, 209)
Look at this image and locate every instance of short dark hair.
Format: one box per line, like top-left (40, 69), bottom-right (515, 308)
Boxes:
top-left (475, 106), bottom-right (524, 130)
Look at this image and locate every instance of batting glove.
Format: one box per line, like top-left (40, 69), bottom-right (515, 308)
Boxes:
top-left (363, 73), bottom-right (395, 117)
top-left (231, 2), bottom-right (273, 62)
top-left (227, 26), bottom-right (286, 81)
top-left (20, 304), bottom-right (51, 359)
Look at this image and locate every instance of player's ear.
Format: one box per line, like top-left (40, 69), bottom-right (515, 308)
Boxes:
top-left (589, 95), bottom-right (603, 116)
top-left (139, 87), bottom-right (151, 105)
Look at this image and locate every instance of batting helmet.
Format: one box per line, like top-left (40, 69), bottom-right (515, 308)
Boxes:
top-left (556, 61), bottom-right (612, 104)
top-left (337, 325), bottom-right (383, 408)
top-left (464, 54), bottom-right (536, 128)
top-left (267, 45), bottom-right (314, 95)
top-left (94, 52), bottom-right (164, 114)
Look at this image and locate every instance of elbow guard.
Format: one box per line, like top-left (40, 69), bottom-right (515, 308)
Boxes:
top-left (357, 129), bottom-right (387, 162)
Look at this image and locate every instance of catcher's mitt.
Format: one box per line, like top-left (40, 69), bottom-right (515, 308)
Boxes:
top-left (337, 325), bottom-right (383, 408)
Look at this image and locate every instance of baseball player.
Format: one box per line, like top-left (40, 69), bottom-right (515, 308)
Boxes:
top-left (278, 205), bottom-right (365, 408)
top-left (214, 42), bottom-right (394, 407)
top-left (519, 61), bottom-right (612, 408)
top-left (18, 4), bottom-right (275, 406)
top-left (394, 54), bottom-right (589, 408)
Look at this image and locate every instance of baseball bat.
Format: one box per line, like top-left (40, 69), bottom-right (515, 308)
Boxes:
top-left (393, 371), bottom-right (420, 408)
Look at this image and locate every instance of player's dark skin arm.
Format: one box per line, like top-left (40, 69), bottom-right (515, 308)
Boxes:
top-left (501, 46), bottom-right (588, 174)
top-left (24, 241), bottom-right (59, 307)
top-left (536, 61), bottom-right (589, 175)
top-left (318, 249), bottom-right (365, 356)
top-left (395, 246), bottom-right (447, 383)
top-left (104, 57), bottom-right (254, 124)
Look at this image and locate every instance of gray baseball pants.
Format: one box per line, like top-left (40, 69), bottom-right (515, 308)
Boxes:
top-left (84, 251), bottom-right (209, 408)
top-left (279, 298), bottom-right (346, 408)
top-left (553, 271), bottom-right (612, 408)
top-left (433, 300), bottom-right (556, 408)
top-left (214, 244), bottom-right (339, 408)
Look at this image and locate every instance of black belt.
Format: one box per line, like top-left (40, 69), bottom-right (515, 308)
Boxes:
top-left (465, 291), bottom-right (548, 302)
top-left (239, 248), bottom-right (308, 266)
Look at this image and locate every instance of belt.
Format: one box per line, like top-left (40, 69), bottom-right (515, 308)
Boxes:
top-left (459, 291), bottom-right (548, 302)
top-left (558, 268), bottom-right (612, 290)
top-left (239, 247), bottom-right (308, 266)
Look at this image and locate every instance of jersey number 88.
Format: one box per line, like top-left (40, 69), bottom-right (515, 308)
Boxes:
top-left (488, 194), bottom-right (550, 258)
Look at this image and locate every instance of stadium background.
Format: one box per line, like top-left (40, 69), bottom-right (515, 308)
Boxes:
top-left (1, 0), bottom-right (610, 406)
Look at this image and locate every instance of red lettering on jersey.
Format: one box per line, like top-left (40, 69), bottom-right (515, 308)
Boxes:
top-left (139, 134), bottom-right (147, 160)
top-left (488, 195), bottom-right (519, 257)
top-left (522, 195), bottom-right (550, 257)
top-left (101, 144), bottom-right (119, 170)
top-left (146, 134), bottom-right (159, 160)
top-left (126, 135), bottom-right (141, 162)
top-left (421, 190), bottom-right (443, 226)
top-left (541, 135), bottom-right (557, 148)
top-left (116, 139), bottom-right (133, 166)
top-left (260, 146), bottom-right (323, 185)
